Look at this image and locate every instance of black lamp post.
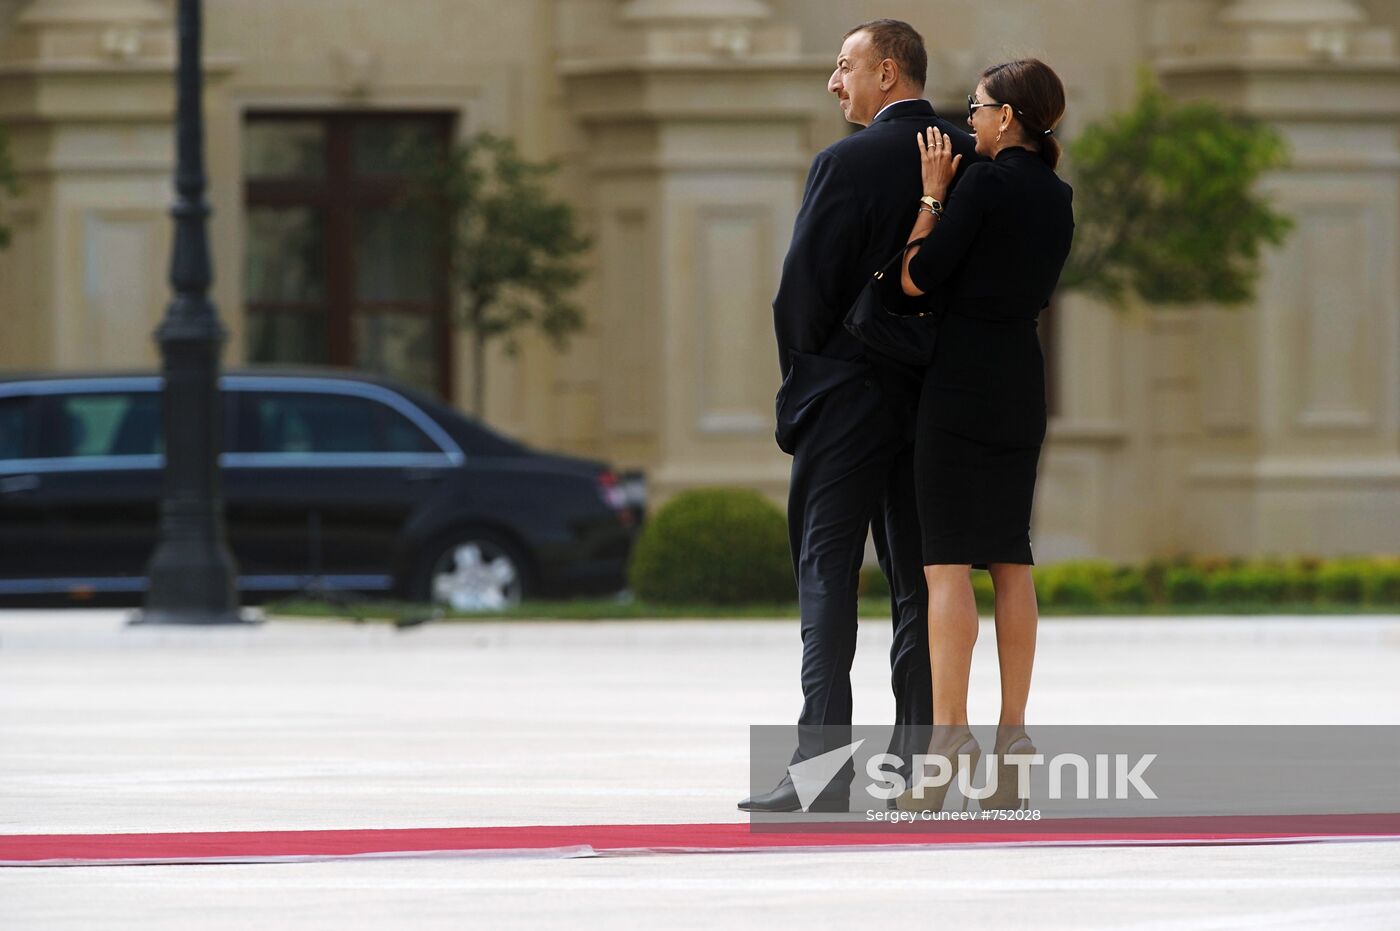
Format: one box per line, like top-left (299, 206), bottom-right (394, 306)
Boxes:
top-left (136, 0), bottom-right (245, 625)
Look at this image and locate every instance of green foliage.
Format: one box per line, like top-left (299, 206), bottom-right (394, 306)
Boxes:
top-left (858, 565), bottom-right (995, 611)
top-left (628, 489), bottom-right (794, 605)
top-left (1164, 566), bottom-right (1209, 604)
top-left (859, 564), bottom-right (892, 601)
top-left (0, 122), bottom-right (19, 250)
top-left (971, 571), bottom-right (996, 612)
top-left (1363, 559), bottom-right (1400, 605)
top-left (1101, 566), bottom-right (1148, 606)
top-left (1316, 559), bottom-right (1368, 603)
top-left (841, 555), bottom-right (1395, 615)
top-left (409, 132), bottom-right (591, 414)
top-left (1037, 560), bottom-right (1117, 608)
top-left (1205, 564), bottom-right (1291, 604)
top-left (1061, 73), bottom-right (1293, 307)
top-left (282, 553), bottom-right (1397, 618)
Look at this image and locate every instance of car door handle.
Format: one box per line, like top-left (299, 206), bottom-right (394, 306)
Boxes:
top-left (403, 468), bottom-right (444, 484)
top-left (0, 474), bottom-right (40, 495)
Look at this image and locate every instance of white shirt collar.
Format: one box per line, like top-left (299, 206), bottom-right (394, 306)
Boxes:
top-left (872, 97), bottom-right (923, 121)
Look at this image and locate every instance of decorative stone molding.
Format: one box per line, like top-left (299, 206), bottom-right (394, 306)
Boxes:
top-left (1216, 0), bottom-right (1366, 27)
top-left (330, 46), bottom-right (382, 100)
top-left (3, 0), bottom-right (173, 67)
top-left (1172, 0), bottom-right (1397, 64)
top-left (16, 0), bottom-right (167, 26)
top-left (600, 0), bottom-right (799, 62)
top-left (617, 0), bottom-right (772, 23)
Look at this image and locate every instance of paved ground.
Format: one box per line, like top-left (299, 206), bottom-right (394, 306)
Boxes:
top-left (2, 609), bottom-right (1400, 929)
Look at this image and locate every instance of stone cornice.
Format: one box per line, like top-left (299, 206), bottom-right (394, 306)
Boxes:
top-left (1155, 55), bottom-right (1400, 75)
top-left (0, 54), bottom-right (237, 76)
top-left (557, 53), bottom-right (832, 76)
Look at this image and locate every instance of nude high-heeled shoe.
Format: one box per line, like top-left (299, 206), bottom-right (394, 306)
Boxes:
top-left (894, 728), bottom-right (982, 813)
top-left (981, 730), bottom-right (1036, 812)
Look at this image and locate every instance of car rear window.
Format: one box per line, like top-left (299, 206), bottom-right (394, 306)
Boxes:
top-left (235, 391), bottom-right (439, 455)
top-left (0, 395), bottom-right (39, 460)
top-left (49, 393), bottom-right (162, 457)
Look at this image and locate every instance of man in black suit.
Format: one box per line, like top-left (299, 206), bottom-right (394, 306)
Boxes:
top-left (740, 19), bottom-right (980, 812)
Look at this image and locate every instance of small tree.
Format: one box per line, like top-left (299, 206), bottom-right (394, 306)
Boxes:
top-left (1061, 74), bottom-right (1293, 307)
top-left (0, 123), bottom-right (19, 250)
top-left (411, 132), bottom-right (590, 416)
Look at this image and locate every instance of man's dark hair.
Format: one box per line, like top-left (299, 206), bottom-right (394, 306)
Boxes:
top-left (844, 19), bottom-right (927, 89)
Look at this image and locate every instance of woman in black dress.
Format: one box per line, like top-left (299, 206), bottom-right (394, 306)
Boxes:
top-left (895, 59), bottom-right (1074, 807)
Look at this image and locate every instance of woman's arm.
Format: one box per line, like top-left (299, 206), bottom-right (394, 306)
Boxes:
top-left (902, 131), bottom-right (991, 296)
top-left (901, 127), bottom-right (960, 297)
top-left (900, 207), bottom-right (939, 296)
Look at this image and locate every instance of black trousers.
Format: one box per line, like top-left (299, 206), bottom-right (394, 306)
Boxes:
top-left (786, 370), bottom-right (931, 773)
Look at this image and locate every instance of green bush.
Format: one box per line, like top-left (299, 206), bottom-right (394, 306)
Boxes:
top-left (859, 565), bottom-right (993, 611)
top-left (1362, 558), bottom-right (1400, 606)
top-left (860, 565), bottom-right (892, 602)
top-left (853, 556), bottom-right (1400, 612)
top-left (1037, 561), bottom-right (1116, 608)
top-left (1281, 557), bottom-right (1322, 601)
top-left (1164, 566), bottom-right (1209, 604)
top-left (1205, 564), bottom-right (1291, 604)
top-left (971, 570), bottom-right (996, 612)
top-left (1061, 74), bottom-right (1292, 308)
top-left (1106, 566), bottom-right (1150, 606)
top-left (1316, 559), bottom-right (1367, 604)
top-left (1142, 557), bottom-right (1184, 604)
top-left (628, 488), bottom-right (793, 604)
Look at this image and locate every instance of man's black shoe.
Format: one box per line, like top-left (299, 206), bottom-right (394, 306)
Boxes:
top-left (737, 779), bottom-right (849, 813)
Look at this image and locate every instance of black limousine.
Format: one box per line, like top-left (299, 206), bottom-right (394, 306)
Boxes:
top-left (0, 370), bottom-right (644, 609)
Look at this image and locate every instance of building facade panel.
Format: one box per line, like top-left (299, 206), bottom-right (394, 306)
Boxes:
top-left (0, 0), bottom-right (1396, 560)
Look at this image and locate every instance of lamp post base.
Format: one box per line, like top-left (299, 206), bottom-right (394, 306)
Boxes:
top-left (128, 608), bottom-right (260, 626)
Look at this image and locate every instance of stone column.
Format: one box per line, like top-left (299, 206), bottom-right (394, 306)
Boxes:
top-left (1155, 0), bottom-right (1400, 554)
top-left (555, 0), bottom-right (831, 500)
top-left (0, 0), bottom-right (234, 371)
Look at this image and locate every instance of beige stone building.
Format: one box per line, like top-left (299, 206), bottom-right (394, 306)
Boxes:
top-left (0, 0), bottom-right (1396, 561)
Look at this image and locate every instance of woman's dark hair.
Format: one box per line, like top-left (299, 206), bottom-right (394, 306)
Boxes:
top-left (980, 59), bottom-right (1066, 169)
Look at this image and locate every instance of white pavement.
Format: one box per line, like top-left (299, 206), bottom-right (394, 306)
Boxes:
top-left (2, 609), bottom-right (1400, 929)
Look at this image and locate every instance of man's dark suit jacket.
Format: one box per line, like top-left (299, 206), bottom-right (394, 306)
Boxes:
top-left (773, 99), bottom-right (981, 454)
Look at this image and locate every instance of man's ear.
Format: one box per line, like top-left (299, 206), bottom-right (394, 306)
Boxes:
top-left (881, 59), bottom-right (898, 90)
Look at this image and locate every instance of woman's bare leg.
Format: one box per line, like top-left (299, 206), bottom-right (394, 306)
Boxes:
top-left (924, 563), bottom-right (978, 727)
top-left (987, 562), bottom-right (1038, 747)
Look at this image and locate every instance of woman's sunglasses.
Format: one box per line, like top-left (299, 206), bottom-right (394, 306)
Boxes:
top-left (967, 94), bottom-right (1023, 121)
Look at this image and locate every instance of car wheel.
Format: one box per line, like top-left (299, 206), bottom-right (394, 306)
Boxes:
top-left (416, 532), bottom-right (528, 612)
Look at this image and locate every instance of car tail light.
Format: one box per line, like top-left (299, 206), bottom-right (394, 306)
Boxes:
top-left (597, 469), bottom-right (630, 508)
top-left (598, 469), bottom-right (646, 528)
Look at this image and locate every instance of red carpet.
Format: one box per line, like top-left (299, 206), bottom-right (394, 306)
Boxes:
top-left (4, 815), bottom-right (1400, 866)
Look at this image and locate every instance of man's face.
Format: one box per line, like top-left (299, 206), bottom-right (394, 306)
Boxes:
top-left (829, 31), bottom-right (888, 127)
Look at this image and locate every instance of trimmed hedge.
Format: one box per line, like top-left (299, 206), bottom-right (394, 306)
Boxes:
top-left (856, 555), bottom-right (1400, 611)
top-left (630, 491), bottom-right (1398, 611)
top-left (628, 488), bottom-right (794, 605)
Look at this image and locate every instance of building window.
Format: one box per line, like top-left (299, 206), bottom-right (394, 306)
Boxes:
top-left (243, 113), bottom-right (453, 398)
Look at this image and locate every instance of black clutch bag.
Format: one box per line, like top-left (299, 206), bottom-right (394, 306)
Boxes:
top-left (843, 237), bottom-right (940, 366)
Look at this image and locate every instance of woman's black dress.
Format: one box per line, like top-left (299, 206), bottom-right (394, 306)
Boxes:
top-left (906, 146), bottom-right (1074, 566)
